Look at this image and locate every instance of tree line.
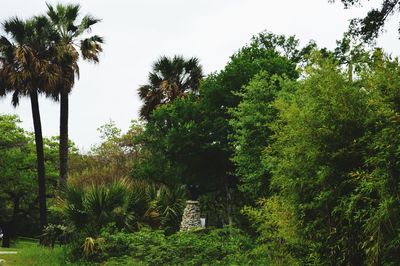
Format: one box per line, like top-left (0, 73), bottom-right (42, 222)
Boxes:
top-left (133, 32), bottom-right (400, 263)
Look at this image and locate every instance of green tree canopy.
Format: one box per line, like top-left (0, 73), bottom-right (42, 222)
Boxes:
top-left (0, 115), bottom-right (59, 247)
top-left (135, 32), bottom-right (310, 225)
top-left (229, 72), bottom-right (295, 201)
top-left (332, 0), bottom-right (400, 42)
top-left (264, 50), bottom-right (400, 264)
top-left (70, 120), bottom-right (144, 187)
top-left (266, 53), bottom-right (369, 264)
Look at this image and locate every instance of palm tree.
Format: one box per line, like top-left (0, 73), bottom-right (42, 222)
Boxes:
top-left (0, 16), bottom-right (60, 231)
top-left (138, 55), bottom-right (203, 119)
top-left (46, 3), bottom-right (103, 191)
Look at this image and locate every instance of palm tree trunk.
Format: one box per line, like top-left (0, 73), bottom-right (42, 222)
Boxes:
top-left (59, 91), bottom-right (69, 191)
top-left (30, 90), bottom-right (47, 230)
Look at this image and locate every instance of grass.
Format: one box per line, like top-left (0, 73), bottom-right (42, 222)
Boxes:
top-left (0, 238), bottom-right (68, 266)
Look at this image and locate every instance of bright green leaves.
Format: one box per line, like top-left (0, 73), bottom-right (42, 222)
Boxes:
top-left (262, 51), bottom-right (400, 264)
top-left (266, 55), bottom-right (369, 263)
top-left (230, 72), bottom-right (286, 201)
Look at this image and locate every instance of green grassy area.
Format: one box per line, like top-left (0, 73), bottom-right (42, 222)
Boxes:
top-left (0, 239), bottom-right (68, 266)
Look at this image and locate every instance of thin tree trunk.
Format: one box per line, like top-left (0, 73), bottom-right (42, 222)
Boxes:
top-left (30, 90), bottom-right (47, 231)
top-left (1, 197), bottom-right (20, 248)
top-left (59, 91), bottom-right (69, 191)
top-left (11, 196), bottom-right (20, 234)
top-left (1, 224), bottom-right (10, 248)
top-left (225, 182), bottom-right (233, 226)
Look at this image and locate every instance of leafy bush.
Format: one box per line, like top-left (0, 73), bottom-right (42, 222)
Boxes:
top-left (242, 196), bottom-right (309, 265)
top-left (139, 228), bottom-right (254, 265)
top-left (72, 227), bottom-right (261, 265)
top-left (102, 256), bottom-right (146, 266)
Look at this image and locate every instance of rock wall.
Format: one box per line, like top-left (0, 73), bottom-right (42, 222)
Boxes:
top-left (180, 200), bottom-right (201, 231)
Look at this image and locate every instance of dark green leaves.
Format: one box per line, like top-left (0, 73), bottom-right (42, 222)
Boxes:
top-left (138, 55), bottom-right (203, 119)
top-left (80, 35), bottom-right (104, 62)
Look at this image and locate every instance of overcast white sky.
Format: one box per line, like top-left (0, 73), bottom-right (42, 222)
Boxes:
top-left (0, 0), bottom-right (399, 151)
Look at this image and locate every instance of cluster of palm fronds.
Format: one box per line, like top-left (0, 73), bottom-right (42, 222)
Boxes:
top-left (55, 179), bottom-right (187, 236)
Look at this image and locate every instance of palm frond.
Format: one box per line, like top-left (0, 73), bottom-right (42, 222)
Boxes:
top-left (75, 15), bottom-right (101, 36)
top-left (80, 35), bottom-right (103, 63)
top-left (44, 3), bottom-right (103, 100)
top-left (46, 3), bottom-right (60, 25)
top-left (3, 17), bottom-right (26, 44)
top-left (0, 36), bottom-right (14, 61)
top-left (63, 4), bottom-right (80, 24)
top-left (138, 55), bottom-right (203, 119)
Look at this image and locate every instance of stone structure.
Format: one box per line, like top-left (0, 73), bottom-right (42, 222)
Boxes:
top-left (180, 200), bottom-right (202, 231)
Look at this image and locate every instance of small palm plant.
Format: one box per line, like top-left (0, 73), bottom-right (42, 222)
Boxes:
top-left (155, 185), bottom-right (187, 233)
top-left (57, 178), bottom-right (186, 236)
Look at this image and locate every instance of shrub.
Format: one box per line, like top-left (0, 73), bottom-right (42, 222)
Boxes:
top-left (102, 256), bottom-right (146, 266)
top-left (242, 196), bottom-right (308, 265)
top-left (72, 227), bottom-right (259, 265)
top-left (101, 228), bottom-right (167, 259)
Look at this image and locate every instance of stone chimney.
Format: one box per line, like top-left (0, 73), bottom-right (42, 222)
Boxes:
top-left (180, 200), bottom-right (202, 231)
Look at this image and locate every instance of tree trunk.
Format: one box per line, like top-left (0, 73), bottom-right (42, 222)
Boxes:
top-left (30, 90), bottom-right (47, 231)
top-left (59, 91), bottom-right (69, 191)
top-left (225, 183), bottom-right (233, 226)
top-left (11, 196), bottom-right (20, 235)
top-left (1, 224), bottom-right (10, 248)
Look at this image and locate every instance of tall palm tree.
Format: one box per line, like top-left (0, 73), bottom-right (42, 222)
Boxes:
top-left (0, 16), bottom-right (60, 230)
top-left (138, 55), bottom-right (203, 119)
top-left (46, 3), bottom-right (103, 191)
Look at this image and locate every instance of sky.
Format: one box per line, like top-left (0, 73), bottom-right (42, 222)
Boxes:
top-left (0, 0), bottom-right (399, 151)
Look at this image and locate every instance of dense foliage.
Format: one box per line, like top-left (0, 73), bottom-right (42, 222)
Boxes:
top-left (262, 50), bottom-right (400, 265)
top-left (0, 115), bottom-right (59, 247)
top-left (71, 227), bottom-right (261, 266)
top-left (69, 120), bottom-right (144, 186)
top-left (133, 32), bottom-right (308, 226)
top-left (229, 72), bottom-right (289, 201)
